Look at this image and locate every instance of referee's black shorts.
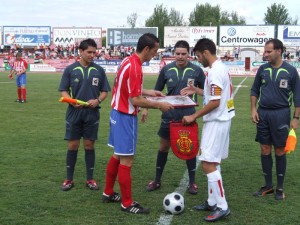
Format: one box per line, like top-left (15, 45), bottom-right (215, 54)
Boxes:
top-left (256, 107), bottom-right (290, 147)
top-left (64, 107), bottom-right (100, 141)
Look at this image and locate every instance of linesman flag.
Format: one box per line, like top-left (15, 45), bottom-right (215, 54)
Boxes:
top-left (285, 129), bottom-right (297, 154)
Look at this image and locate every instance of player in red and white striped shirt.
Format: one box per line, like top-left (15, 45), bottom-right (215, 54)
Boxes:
top-left (102, 33), bottom-right (174, 214)
top-left (10, 52), bottom-right (28, 103)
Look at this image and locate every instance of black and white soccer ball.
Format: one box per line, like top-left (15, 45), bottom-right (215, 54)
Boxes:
top-left (163, 192), bottom-right (185, 215)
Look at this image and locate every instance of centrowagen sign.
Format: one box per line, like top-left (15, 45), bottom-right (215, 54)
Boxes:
top-left (219, 25), bottom-right (275, 47)
top-left (52, 27), bottom-right (102, 48)
top-left (106, 27), bottom-right (158, 47)
top-left (278, 25), bottom-right (300, 46)
top-left (3, 26), bottom-right (51, 46)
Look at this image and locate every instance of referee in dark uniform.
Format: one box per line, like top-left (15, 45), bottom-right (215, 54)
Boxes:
top-left (146, 40), bottom-right (206, 194)
top-left (59, 38), bottom-right (111, 191)
top-left (250, 38), bottom-right (300, 200)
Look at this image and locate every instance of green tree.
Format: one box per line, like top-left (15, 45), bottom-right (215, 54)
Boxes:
top-left (264, 3), bottom-right (298, 25)
top-left (189, 3), bottom-right (221, 26)
top-left (189, 3), bottom-right (246, 26)
top-left (145, 4), bottom-right (170, 47)
top-left (169, 8), bottom-right (185, 26)
top-left (127, 13), bottom-right (138, 28)
top-left (220, 11), bottom-right (246, 25)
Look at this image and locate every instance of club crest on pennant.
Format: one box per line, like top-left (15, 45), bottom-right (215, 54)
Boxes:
top-left (176, 130), bottom-right (193, 153)
top-left (170, 122), bottom-right (199, 160)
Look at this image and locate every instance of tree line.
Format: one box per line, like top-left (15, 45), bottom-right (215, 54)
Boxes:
top-left (126, 3), bottom-right (298, 47)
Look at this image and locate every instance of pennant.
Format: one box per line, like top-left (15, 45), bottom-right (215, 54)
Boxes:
top-left (170, 122), bottom-right (199, 160)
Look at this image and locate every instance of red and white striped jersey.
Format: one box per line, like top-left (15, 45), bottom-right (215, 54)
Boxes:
top-left (12, 59), bottom-right (28, 74)
top-left (111, 53), bottom-right (143, 115)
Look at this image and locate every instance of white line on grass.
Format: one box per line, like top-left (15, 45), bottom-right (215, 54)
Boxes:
top-left (156, 76), bottom-right (248, 225)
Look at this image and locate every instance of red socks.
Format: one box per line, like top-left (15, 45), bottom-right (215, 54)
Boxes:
top-left (104, 157), bottom-right (120, 196)
top-left (17, 88), bottom-right (22, 100)
top-left (17, 88), bottom-right (26, 100)
top-left (118, 164), bottom-right (132, 207)
top-left (21, 88), bottom-right (26, 100)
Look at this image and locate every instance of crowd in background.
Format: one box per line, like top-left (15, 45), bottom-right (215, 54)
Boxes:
top-left (1, 43), bottom-right (300, 62)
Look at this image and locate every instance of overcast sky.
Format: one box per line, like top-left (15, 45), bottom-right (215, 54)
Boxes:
top-left (0, 0), bottom-right (299, 28)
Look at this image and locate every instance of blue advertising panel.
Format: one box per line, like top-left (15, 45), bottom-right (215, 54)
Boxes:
top-left (3, 26), bottom-right (51, 46)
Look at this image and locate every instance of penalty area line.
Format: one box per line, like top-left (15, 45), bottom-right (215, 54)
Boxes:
top-left (156, 76), bottom-right (248, 225)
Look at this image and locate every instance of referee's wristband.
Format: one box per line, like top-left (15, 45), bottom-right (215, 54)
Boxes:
top-left (293, 116), bottom-right (299, 120)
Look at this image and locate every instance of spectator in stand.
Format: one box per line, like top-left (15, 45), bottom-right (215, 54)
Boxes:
top-left (234, 47), bottom-right (240, 60)
top-left (0, 44), bottom-right (4, 54)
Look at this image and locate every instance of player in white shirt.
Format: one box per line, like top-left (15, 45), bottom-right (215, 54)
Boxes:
top-left (182, 38), bottom-right (234, 222)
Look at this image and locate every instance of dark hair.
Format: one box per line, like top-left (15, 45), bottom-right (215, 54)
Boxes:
top-left (193, 38), bottom-right (216, 55)
top-left (174, 40), bottom-right (190, 52)
top-left (79, 38), bottom-right (97, 51)
top-left (136, 33), bottom-right (159, 53)
top-left (265, 38), bottom-right (284, 55)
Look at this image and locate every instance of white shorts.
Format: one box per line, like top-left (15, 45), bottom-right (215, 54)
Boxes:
top-left (199, 120), bottom-right (231, 163)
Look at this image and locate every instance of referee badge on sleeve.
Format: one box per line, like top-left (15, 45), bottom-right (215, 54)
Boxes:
top-left (170, 122), bottom-right (199, 160)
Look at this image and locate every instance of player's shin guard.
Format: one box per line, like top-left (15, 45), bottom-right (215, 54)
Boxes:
top-left (17, 87), bottom-right (22, 100)
top-left (207, 170), bottom-right (228, 210)
top-left (21, 88), bottom-right (26, 100)
top-left (104, 156), bottom-right (120, 195)
top-left (118, 164), bottom-right (132, 208)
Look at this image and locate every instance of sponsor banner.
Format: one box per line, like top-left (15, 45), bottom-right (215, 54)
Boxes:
top-left (3, 26), bottom-right (51, 46)
top-left (164, 26), bottom-right (217, 47)
top-left (219, 25), bottom-right (275, 47)
top-left (52, 27), bottom-right (102, 48)
top-left (29, 64), bottom-right (56, 72)
top-left (164, 27), bottom-right (190, 47)
top-left (278, 25), bottom-right (300, 46)
top-left (40, 59), bottom-right (76, 72)
top-left (107, 27), bottom-right (158, 47)
top-left (93, 59), bottom-right (149, 66)
top-left (189, 26), bottom-right (217, 47)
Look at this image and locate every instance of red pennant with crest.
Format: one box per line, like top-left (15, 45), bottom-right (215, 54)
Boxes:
top-left (170, 122), bottom-right (199, 160)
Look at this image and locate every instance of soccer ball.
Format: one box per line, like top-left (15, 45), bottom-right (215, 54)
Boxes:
top-left (163, 192), bottom-right (185, 215)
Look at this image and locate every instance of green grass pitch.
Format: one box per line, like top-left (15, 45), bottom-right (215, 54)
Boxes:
top-left (0, 72), bottom-right (299, 225)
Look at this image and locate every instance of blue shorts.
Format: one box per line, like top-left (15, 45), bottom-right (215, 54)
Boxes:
top-left (256, 107), bottom-right (290, 147)
top-left (16, 73), bottom-right (26, 87)
top-left (64, 107), bottom-right (100, 141)
top-left (108, 109), bottom-right (137, 156)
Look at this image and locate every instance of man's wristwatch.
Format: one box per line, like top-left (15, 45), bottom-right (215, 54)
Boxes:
top-left (97, 98), bottom-right (102, 103)
top-left (293, 116), bottom-right (299, 120)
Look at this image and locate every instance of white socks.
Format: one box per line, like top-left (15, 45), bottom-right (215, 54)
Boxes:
top-left (207, 170), bottom-right (228, 210)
